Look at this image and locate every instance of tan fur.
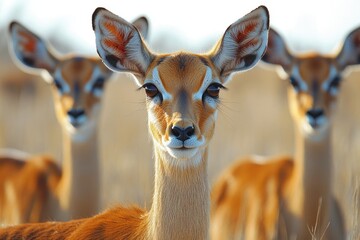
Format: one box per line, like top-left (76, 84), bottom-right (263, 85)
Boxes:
top-left (0, 56), bottom-right (111, 225)
top-left (1, 18), bottom-right (149, 225)
top-left (210, 27), bottom-right (359, 239)
top-left (0, 6), bottom-right (269, 239)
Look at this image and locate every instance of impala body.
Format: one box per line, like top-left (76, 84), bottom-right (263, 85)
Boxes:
top-left (0, 17), bottom-right (148, 225)
top-left (211, 26), bottom-right (360, 240)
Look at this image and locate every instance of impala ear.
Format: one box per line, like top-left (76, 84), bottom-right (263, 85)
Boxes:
top-left (210, 5), bottom-right (269, 83)
top-left (132, 16), bottom-right (149, 40)
top-left (8, 21), bottom-right (58, 76)
top-left (336, 26), bottom-right (360, 70)
top-left (92, 8), bottom-right (154, 86)
top-left (261, 28), bottom-right (293, 72)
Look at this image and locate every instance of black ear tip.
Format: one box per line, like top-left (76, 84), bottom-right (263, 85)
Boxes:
top-left (92, 7), bottom-right (108, 30)
top-left (9, 21), bottom-right (20, 32)
top-left (138, 16), bottom-right (149, 26)
top-left (257, 5), bottom-right (270, 30)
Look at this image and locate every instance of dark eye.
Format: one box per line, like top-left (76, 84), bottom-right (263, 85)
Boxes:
top-left (328, 75), bottom-right (340, 91)
top-left (289, 76), bottom-right (300, 91)
top-left (54, 78), bottom-right (63, 92)
top-left (143, 83), bottom-right (161, 99)
top-left (204, 83), bottom-right (224, 100)
top-left (92, 77), bottom-right (105, 91)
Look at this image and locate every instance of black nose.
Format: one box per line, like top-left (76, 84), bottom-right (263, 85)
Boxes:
top-left (67, 109), bottom-right (85, 119)
top-left (171, 126), bottom-right (195, 142)
top-left (306, 108), bottom-right (324, 119)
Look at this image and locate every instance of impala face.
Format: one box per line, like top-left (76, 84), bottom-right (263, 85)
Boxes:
top-left (286, 56), bottom-right (339, 137)
top-left (8, 22), bottom-right (112, 135)
top-left (144, 55), bottom-right (223, 161)
top-left (262, 27), bottom-right (360, 140)
top-left (92, 6), bottom-right (269, 166)
top-left (9, 18), bottom-right (149, 136)
top-left (50, 57), bottom-right (112, 134)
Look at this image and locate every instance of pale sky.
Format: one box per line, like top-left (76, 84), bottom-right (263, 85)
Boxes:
top-left (1, 0), bottom-right (360, 55)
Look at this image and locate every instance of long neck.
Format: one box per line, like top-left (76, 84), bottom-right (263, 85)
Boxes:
top-left (147, 147), bottom-right (210, 240)
top-left (292, 125), bottom-right (332, 232)
top-left (56, 125), bottom-right (100, 219)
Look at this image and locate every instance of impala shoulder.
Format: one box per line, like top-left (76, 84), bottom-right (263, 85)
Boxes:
top-left (18, 155), bottom-right (62, 192)
top-left (69, 205), bottom-right (147, 240)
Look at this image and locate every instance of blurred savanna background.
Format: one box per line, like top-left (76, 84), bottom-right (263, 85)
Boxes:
top-left (1, 0), bottom-right (360, 237)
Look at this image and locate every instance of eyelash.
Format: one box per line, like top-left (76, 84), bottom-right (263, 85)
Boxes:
top-left (202, 83), bottom-right (225, 103)
top-left (328, 75), bottom-right (340, 90)
top-left (289, 76), bottom-right (300, 91)
top-left (53, 78), bottom-right (63, 92)
top-left (142, 83), bottom-right (163, 102)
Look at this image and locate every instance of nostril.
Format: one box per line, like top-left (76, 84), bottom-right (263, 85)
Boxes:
top-left (306, 109), bottom-right (324, 119)
top-left (184, 126), bottom-right (195, 137)
top-left (68, 109), bottom-right (85, 119)
top-left (171, 126), bottom-right (182, 138)
top-left (171, 126), bottom-right (194, 142)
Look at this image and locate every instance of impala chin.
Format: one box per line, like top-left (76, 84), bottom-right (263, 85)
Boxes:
top-left (65, 119), bottom-right (97, 142)
top-left (167, 147), bottom-right (199, 160)
top-left (163, 136), bottom-right (205, 168)
top-left (302, 117), bottom-right (329, 141)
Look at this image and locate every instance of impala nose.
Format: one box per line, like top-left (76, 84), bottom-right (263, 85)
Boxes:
top-left (306, 108), bottom-right (325, 128)
top-left (306, 108), bottom-right (324, 120)
top-left (171, 126), bottom-right (195, 142)
top-left (67, 109), bottom-right (85, 119)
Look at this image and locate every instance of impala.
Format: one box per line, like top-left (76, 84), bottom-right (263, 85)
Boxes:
top-left (0, 6), bottom-right (269, 239)
top-left (211, 26), bottom-right (360, 240)
top-left (0, 17), bottom-right (148, 225)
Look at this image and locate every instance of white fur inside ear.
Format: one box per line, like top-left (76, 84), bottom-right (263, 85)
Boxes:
top-left (211, 7), bottom-right (269, 78)
top-left (132, 17), bottom-right (149, 39)
top-left (10, 23), bottom-right (57, 74)
top-left (93, 9), bottom-right (152, 77)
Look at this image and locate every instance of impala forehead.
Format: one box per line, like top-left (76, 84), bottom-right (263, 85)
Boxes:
top-left (291, 57), bottom-right (339, 91)
top-left (298, 57), bottom-right (333, 82)
top-left (54, 58), bottom-right (107, 89)
top-left (61, 58), bottom-right (94, 85)
top-left (145, 54), bottom-right (217, 100)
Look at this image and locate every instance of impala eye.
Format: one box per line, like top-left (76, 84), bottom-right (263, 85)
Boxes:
top-left (289, 76), bottom-right (300, 91)
top-left (143, 83), bottom-right (162, 100)
top-left (53, 78), bottom-right (63, 92)
top-left (328, 75), bottom-right (341, 93)
top-left (92, 77), bottom-right (105, 91)
top-left (204, 83), bottom-right (224, 99)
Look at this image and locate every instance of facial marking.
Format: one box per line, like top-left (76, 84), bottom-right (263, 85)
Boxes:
top-left (290, 66), bottom-right (308, 92)
top-left (145, 67), bottom-right (172, 101)
top-left (193, 67), bottom-right (219, 101)
top-left (74, 81), bottom-right (81, 102)
top-left (321, 66), bottom-right (340, 96)
top-left (53, 68), bottom-right (70, 94)
top-left (84, 66), bottom-right (106, 98)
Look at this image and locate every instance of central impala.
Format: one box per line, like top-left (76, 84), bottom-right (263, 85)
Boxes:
top-left (0, 6), bottom-right (269, 239)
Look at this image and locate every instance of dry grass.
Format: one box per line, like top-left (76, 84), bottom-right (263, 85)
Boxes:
top-left (0, 58), bottom-right (359, 237)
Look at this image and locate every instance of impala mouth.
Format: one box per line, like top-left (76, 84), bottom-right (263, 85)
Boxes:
top-left (163, 136), bottom-right (205, 159)
top-left (68, 115), bottom-right (87, 128)
top-left (302, 116), bottom-right (329, 140)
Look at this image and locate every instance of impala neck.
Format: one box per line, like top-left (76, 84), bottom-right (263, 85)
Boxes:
top-left (293, 125), bottom-right (332, 231)
top-left (57, 123), bottom-right (100, 219)
top-left (147, 147), bottom-right (210, 240)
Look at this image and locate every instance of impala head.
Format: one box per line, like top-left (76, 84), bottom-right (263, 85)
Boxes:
top-left (262, 27), bottom-right (360, 140)
top-left (8, 18), bottom-right (149, 137)
top-left (93, 6), bottom-right (269, 167)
